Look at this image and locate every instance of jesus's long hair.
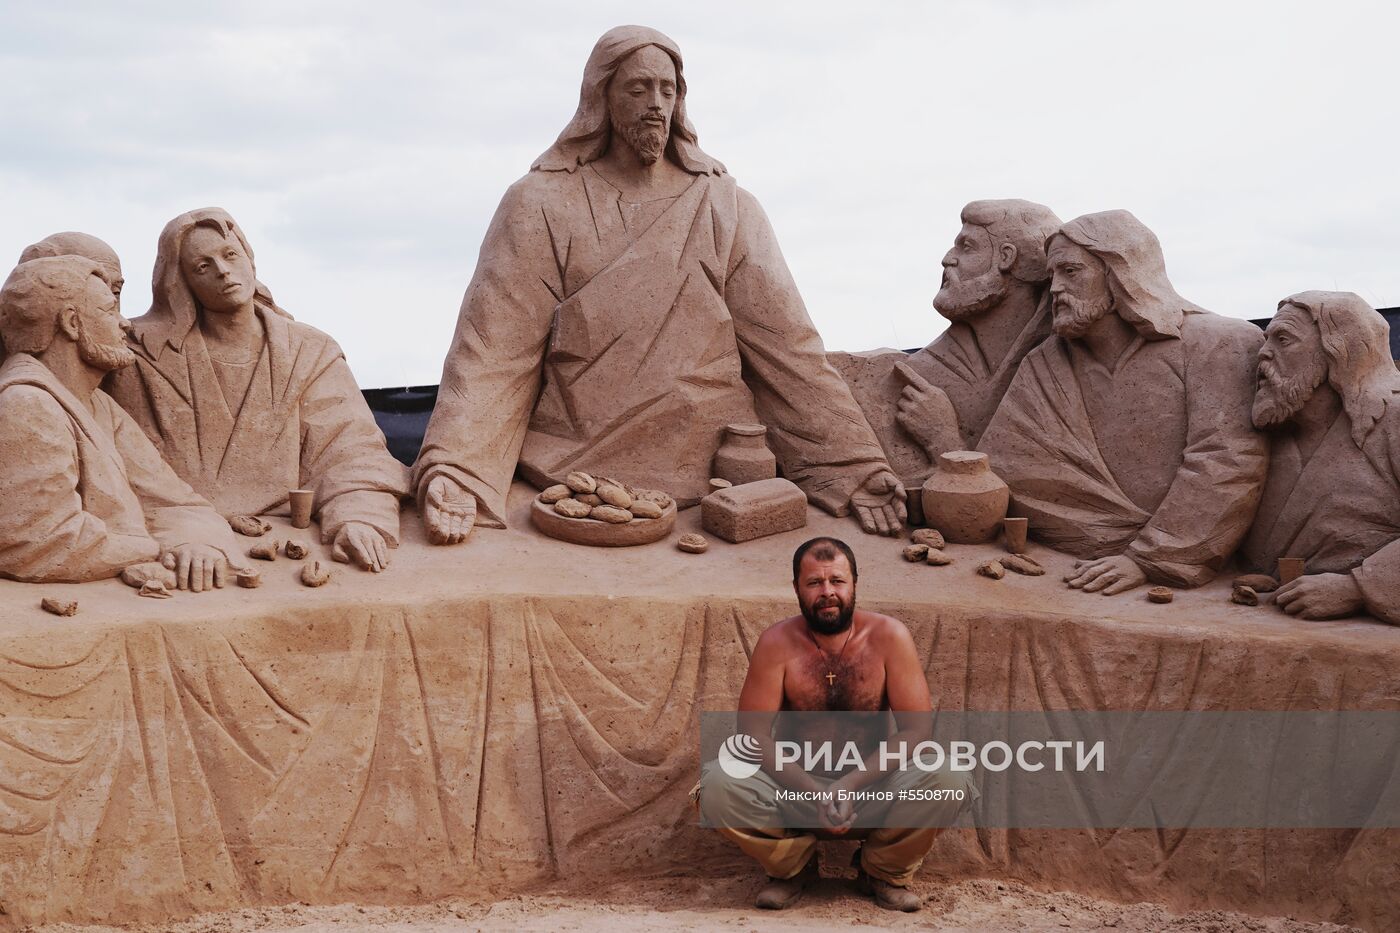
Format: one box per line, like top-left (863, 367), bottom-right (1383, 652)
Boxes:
top-left (532, 25), bottom-right (725, 177)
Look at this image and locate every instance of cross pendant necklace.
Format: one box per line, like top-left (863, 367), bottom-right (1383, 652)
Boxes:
top-left (807, 619), bottom-right (856, 687)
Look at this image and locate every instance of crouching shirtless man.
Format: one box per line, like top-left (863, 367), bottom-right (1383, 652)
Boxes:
top-left (701, 537), bottom-right (976, 912)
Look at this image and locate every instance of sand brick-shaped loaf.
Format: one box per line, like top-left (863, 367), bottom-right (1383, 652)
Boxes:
top-left (701, 477), bottom-right (807, 543)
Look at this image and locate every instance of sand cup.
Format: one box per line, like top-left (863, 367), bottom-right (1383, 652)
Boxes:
top-left (289, 489), bottom-right (314, 529)
top-left (1003, 517), bottom-right (1029, 555)
top-left (1278, 557), bottom-right (1305, 585)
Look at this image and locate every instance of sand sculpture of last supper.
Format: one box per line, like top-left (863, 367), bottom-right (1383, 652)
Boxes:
top-left (0, 22), bottom-right (1397, 931)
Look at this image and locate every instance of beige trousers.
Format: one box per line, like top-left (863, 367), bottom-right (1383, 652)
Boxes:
top-left (699, 760), bottom-right (976, 887)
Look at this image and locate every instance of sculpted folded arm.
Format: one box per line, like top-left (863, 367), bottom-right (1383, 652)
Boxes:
top-left (297, 342), bottom-right (410, 566)
top-left (1126, 322), bottom-right (1269, 587)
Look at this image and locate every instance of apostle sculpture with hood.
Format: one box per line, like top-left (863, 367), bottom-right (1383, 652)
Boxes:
top-left (412, 25), bottom-right (907, 543)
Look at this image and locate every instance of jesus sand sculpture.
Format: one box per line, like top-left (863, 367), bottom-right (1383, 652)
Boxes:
top-left (1244, 291), bottom-right (1400, 624)
top-left (978, 210), bottom-right (1269, 596)
top-left (106, 208), bottom-right (409, 572)
top-left (0, 256), bottom-right (244, 588)
top-left (411, 25), bottom-right (907, 545)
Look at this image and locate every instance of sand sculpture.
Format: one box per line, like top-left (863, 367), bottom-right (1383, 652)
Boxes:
top-left (830, 200), bottom-right (1062, 503)
top-left (18, 231), bottom-right (125, 312)
top-left (978, 210), bottom-right (1268, 595)
top-left (531, 471), bottom-right (678, 545)
top-left (1242, 291), bottom-right (1400, 624)
top-left (105, 208), bottom-right (409, 573)
top-left (0, 256), bottom-right (244, 587)
top-left (411, 25), bottom-right (906, 546)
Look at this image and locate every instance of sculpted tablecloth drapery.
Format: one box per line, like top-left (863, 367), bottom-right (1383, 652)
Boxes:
top-left (0, 489), bottom-right (1396, 929)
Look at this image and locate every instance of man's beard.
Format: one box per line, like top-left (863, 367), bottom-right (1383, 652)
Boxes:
top-left (1253, 356), bottom-right (1325, 429)
top-left (77, 323), bottom-right (135, 372)
top-left (934, 267), bottom-right (1009, 322)
top-left (612, 113), bottom-right (668, 165)
top-left (801, 593), bottom-right (855, 636)
top-left (1052, 290), bottom-right (1114, 339)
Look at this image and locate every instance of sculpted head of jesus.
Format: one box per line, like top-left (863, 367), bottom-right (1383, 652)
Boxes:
top-left (606, 45), bottom-right (678, 166)
top-left (532, 26), bottom-right (724, 177)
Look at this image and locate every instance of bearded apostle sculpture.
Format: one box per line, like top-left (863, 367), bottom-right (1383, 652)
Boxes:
top-left (105, 208), bottom-right (409, 572)
top-left (831, 200), bottom-right (1061, 501)
top-left (0, 256), bottom-right (244, 587)
top-left (978, 210), bottom-right (1268, 595)
top-left (411, 25), bottom-right (907, 544)
top-left (1243, 292), bottom-right (1400, 623)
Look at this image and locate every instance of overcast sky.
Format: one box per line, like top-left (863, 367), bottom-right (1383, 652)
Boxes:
top-left (2, 1), bottom-right (1396, 389)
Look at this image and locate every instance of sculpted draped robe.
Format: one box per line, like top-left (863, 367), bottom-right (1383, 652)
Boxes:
top-left (1243, 405), bottom-right (1400, 623)
top-left (0, 354), bottom-right (238, 582)
top-left (414, 166), bottom-right (890, 527)
top-left (107, 307), bottom-right (408, 544)
top-left (830, 301), bottom-right (1050, 492)
top-left (906, 301), bottom-right (1052, 454)
top-left (979, 311), bottom-right (1268, 587)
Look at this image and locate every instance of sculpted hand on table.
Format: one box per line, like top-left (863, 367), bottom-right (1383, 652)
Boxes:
top-left (1275, 573), bottom-right (1366, 620)
top-left (423, 475), bottom-right (477, 545)
top-left (331, 521), bottom-right (392, 572)
top-left (849, 470), bottom-right (907, 537)
top-left (161, 544), bottom-right (233, 592)
top-left (1065, 554), bottom-right (1147, 596)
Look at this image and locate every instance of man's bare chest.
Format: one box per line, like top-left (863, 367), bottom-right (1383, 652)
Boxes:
top-left (783, 651), bottom-right (885, 712)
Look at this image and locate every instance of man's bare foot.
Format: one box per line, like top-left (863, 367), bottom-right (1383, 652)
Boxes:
top-left (754, 857), bottom-right (818, 910)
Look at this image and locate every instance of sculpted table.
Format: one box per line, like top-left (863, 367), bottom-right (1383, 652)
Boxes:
top-left (1, 483), bottom-right (1396, 929)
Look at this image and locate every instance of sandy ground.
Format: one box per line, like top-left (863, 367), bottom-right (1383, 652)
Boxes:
top-left (27, 868), bottom-right (1360, 933)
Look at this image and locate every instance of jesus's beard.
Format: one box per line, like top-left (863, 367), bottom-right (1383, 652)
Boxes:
top-left (1253, 357), bottom-right (1325, 429)
top-left (1052, 290), bottom-right (1114, 339)
top-left (612, 114), bottom-right (668, 165)
top-left (77, 323), bottom-right (135, 372)
top-left (934, 267), bottom-right (1009, 321)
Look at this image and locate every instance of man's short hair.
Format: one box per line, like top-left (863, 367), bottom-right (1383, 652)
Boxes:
top-left (961, 199), bottom-right (1062, 286)
top-left (792, 536), bottom-right (858, 581)
top-left (0, 257), bottom-right (105, 356)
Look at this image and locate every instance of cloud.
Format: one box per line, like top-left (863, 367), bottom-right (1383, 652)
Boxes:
top-left (2, 0), bottom-right (1396, 386)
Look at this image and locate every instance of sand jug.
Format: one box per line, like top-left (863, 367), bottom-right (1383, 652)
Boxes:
top-left (713, 423), bottom-right (777, 486)
top-left (921, 450), bottom-right (1009, 543)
